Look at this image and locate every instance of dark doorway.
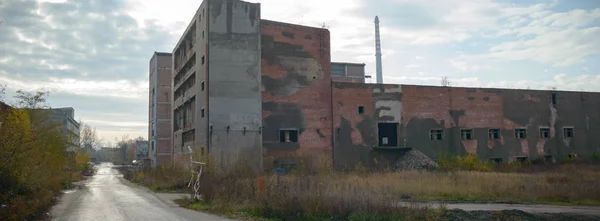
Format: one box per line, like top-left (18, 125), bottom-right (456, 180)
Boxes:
top-left (378, 123), bottom-right (398, 147)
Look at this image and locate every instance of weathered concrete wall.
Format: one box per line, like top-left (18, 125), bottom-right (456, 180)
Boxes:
top-left (331, 82), bottom-right (404, 169)
top-left (172, 1), bottom-right (209, 168)
top-left (401, 85), bottom-right (600, 162)
top-left (208, 0), bottom-right (262, 171)
top-left (260, 19), bottom-right (332, 169)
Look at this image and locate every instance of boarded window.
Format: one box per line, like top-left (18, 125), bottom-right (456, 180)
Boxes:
top-left (430, 129), bottom-right (444, 140)
top-left (279, 129), bottom-right (299, 143)
top-left (515, 128), bottom-right (527, 139)
top-left (461, 129), bottom-right (474, 140)
top-left (488, 129), bottom-right (500, 139)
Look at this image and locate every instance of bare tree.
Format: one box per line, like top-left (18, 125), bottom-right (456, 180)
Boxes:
top-left (0, 84), bottom-right (5, 101)
top-left (79, 121), bottom-right (102, 149)
top-left (441, 76), bottom-right (451, 87)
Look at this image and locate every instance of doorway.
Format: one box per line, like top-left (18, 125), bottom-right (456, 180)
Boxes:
top-left (378, 123), bottom-right (398, 147)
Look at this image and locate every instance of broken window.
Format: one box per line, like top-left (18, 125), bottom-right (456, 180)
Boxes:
top-left (539, 127), bottom-right (550, 138)
top-left (461, 129), bottom-right (474, 140)
top-left (279, 129), bottom-right (299, 143)
top-left (563, 127), bottom-right (574, 138)
top-left (516, 156), bottom-right (529, 163)
top-left (515, 128), bottom-right (527, 139)
top-left (358, 106), bottom-right (364, 114)
top-left (488, 129), bottom-right (500, 140)
top-left (430, 129), bottom-right (444, 140)
top-left (201, 55), bottom-right (205, 65)
top-left (201, 81), bottom-right (205, 91)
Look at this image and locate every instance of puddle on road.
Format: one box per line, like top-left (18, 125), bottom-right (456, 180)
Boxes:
top-left (62, 189), bottom-right (77, 194)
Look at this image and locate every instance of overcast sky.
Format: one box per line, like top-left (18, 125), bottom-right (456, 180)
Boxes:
top-left (0, 0), bottom-right (599, 143)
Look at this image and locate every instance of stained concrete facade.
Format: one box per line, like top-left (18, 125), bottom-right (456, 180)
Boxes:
top-left (149, 52), bottom-right (173, 167)
top-left (171, 0), bottom-right (261, 169)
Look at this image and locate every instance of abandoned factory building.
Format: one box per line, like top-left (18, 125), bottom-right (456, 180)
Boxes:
top-left (157, 0), bottom-right (600, 170)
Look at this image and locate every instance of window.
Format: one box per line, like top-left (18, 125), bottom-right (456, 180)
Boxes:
top-left (539, 127), bottom-right (550, 138)
top-left (490, 158), bottom-right (502, 164)
top-left (279, 129), bottom-right (299, 143)
top-left (331, 64), bottom-right (345, 76)
top-left (515, 128), bottom-right (527, 139)
top-left (430, 129), bottom-right (444, 140)
top-left (201, 55), bottom-right (205, 65)
top-left (488, 129), bottom-right (500, 140)
top-left (563, 127), bottom-right (574, 138)
top-left (201, 81), bottom-right (205, 91)
top-left (516, 156), bottom-right (529, 163)
top-left (202, 30), bottom-right (204, 39)
top-left (461, 129), bottom-right (473, 140)
top-left (358, 106), bottom-right (364, 114)
top-left (201, 108), bottom-right (205, 118)
top-left (551, 93), bottom-right (557, 105)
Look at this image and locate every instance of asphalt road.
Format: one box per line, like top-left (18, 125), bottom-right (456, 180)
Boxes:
top-left (49, 163), bottom-right (235, 221)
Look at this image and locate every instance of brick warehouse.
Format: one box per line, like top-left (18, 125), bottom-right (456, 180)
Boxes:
top-left (159, 0), bottom-right (600, 170)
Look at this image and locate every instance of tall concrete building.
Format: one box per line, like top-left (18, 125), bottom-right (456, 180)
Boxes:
top-left (149, 52), bottom-right (173, 167)
top-left (172, 0), bottom-right (262, 169)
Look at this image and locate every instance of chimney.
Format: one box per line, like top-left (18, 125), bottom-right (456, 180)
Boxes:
top-left (374, 16), bottom-right (383, 84)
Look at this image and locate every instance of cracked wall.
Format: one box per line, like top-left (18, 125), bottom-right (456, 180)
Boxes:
top-left (260, 20), bottom-right (332, 167)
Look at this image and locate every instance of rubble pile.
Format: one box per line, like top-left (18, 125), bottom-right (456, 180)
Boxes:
top-left (393, 149), bottom-right (438, 171)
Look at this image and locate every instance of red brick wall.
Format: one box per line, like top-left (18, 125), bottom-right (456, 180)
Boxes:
top-left (260, 20), bottom-right (333, 166)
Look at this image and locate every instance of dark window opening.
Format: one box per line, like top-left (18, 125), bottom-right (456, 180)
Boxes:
top-left (461, 129), bottom-right (474, 140)
top-left (551, 93), bottom-right (557, 105)
top-left (488, 129), bottom-right (500, 139)
top-left (540, 128), bottom-right (550, 138)
top-left (563, 127), bottom-right (574, 138)
top-left (274, 158), bottom-right (296, 170)
top-left (378, 123), bottom-right (398, 147)
top-left (201, 108), bottom-right (205, 118)
top-left (516, 156), bottom-right (529, 163)
top-left (279, 129), bottom-right (299, 143)
top-left (201, 55), bottom-right (205, 65)
top-left (201, 81), bottom-right (205, 91)
top-left (430, 129), bottom-right (444, 140)
top-left (202, 30), bottom-right (204, 39)
top-left (490, 158), bottom-right (502, 164)
top-left (358, 106), bottom-right (364, 114)
top-left (515, 128), bottom-right (527, 139)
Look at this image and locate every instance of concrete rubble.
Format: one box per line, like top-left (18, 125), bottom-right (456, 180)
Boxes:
top-left (393, 150), bottom-right (438, 171)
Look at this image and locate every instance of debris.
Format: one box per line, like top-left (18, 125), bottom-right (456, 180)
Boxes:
top-left (393, 149), bottom-right (438, 171)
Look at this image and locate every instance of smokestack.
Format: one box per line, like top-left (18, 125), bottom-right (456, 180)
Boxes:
top-left (374, 16), bottom-right (383, 84)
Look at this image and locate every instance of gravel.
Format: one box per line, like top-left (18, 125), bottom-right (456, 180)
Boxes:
top-left (393, 149), bottom-right (438, 171)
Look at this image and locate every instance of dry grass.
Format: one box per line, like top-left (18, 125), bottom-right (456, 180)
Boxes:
top-left (132, 155), bottom-right (600, 220)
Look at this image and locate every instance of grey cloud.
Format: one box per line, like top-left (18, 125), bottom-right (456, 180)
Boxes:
top-left (0, 0), bottom-right (176, 82)
top-left (350, 0), bottom-right (441, 30)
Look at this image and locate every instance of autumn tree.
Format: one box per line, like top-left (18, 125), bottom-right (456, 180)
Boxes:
top-left (0, 89), bottom-right (72, 220)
